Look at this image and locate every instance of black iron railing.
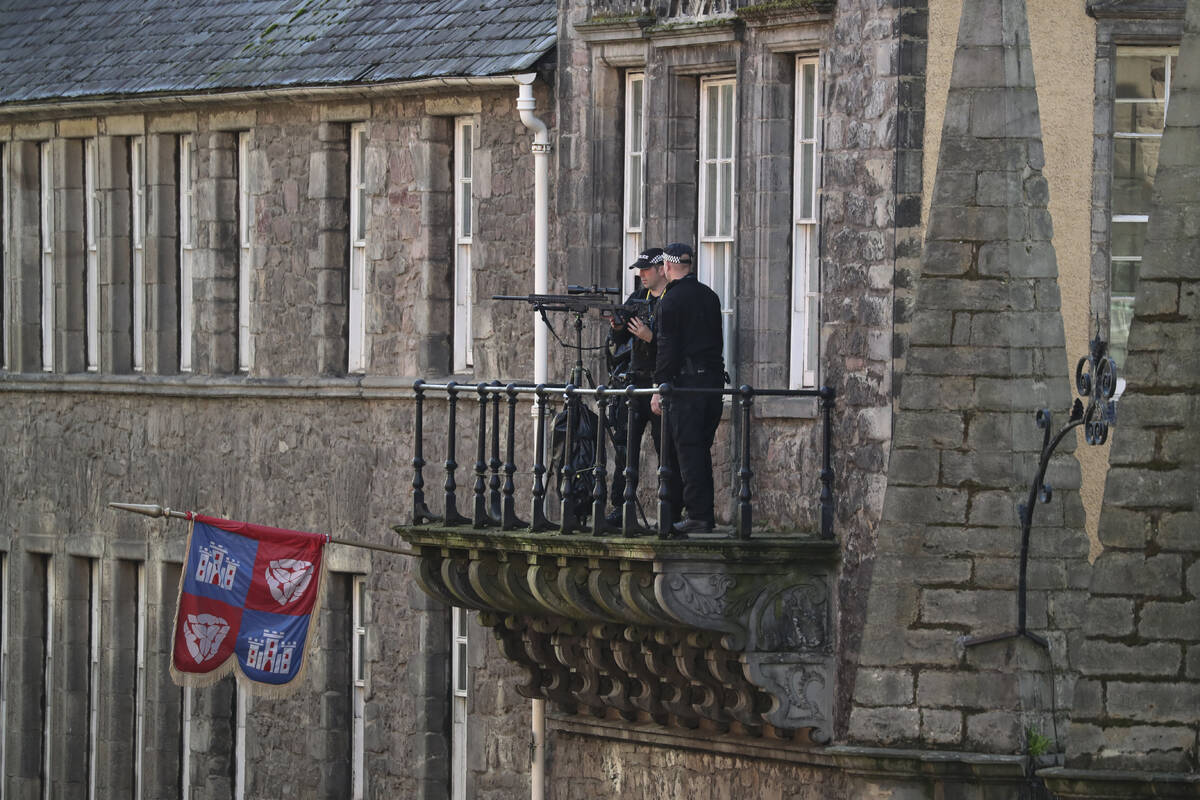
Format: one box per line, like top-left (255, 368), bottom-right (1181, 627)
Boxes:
top-left (410, 380), bottom-right (836, 540)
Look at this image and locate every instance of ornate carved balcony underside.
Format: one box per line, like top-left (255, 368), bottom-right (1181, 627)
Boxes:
top-left (398, 527), bottom-right (839, 742)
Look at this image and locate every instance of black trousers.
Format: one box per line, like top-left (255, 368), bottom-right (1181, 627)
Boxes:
top-left (609, 393), bottom-right (660, 510)
top-left (664, 374), bottom-right (723, 524)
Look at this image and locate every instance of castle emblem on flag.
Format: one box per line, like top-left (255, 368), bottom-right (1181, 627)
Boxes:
top-left (196, 543), bottom-right (241, 590)
top-left (183, 613), bottom-right (231, 664)
top-left (171, 515), bottom-right (327, 694)
top-left (245, 629), bottom-right (298, 674)
top-left (265, 559), bottom-right (314, 605)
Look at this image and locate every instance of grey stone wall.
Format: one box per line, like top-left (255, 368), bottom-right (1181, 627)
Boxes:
top-left (849, 0), bottom-right (1090, 755)
top-left (1065, 0), bottom-right (1200, 774)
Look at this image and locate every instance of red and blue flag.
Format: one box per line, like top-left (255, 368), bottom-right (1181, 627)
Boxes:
top-left (171, 514), bottom-right (327, 693)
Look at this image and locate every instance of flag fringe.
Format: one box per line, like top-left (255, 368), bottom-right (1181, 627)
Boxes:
top-left (169, 517), bottom-right (329, 699)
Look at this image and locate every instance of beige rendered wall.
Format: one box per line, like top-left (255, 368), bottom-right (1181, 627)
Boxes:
top-left (923, 0), bottom-right (1107, 557)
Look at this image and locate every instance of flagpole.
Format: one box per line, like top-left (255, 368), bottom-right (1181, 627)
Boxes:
top-left (108, 502), bottom-right (415, 557)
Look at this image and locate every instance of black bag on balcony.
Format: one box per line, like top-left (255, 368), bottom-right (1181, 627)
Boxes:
top-left (549, 399), bottom-right (598, 524)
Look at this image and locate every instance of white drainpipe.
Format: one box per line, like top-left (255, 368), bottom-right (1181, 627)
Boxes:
top-left (516, 75), bottom-right (550, 389)
top-left (515, 74), bottom-right (549, 800)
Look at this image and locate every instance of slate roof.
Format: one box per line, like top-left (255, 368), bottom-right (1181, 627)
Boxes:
top-left (0, 0), bottom-right (558, 106)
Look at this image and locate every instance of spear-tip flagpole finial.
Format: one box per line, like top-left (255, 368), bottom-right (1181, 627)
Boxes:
top-left (108, 502), bottom-right (191, 520)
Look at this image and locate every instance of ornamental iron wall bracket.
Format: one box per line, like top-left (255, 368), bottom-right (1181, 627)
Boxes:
top-left (965, 334), bottom-right (1118, 649)
top-left (398, 526), bottom-right (839, 742)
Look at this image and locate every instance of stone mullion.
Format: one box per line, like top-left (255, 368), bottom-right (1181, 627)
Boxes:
top-left (192, 131), bottom-right (238, 374)
top-left (51, 138), bottom-right (87, 373)
top-left (8, 141), bottom-right (43, 372)
top-left (95, 559), bottom-right (139, 798)
top-left (140, 560), bottom-right (184, 797)
top-left (96, 135), bottom-right (133, 374)
top-left (144, 134), bottom-right (179, 375)
top-left (3, 550), bottom-right (49, 797)
top-left (414, 117), bottom-right (453, 375)
top-left (312, 122), bottom-right (350, 376)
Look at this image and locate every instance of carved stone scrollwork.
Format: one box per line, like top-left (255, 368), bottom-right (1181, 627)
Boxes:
top-left (398, 528), bottom-right (838, 741)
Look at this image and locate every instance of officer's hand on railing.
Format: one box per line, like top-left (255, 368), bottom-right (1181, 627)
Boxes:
top-left (651, 393), bottom-right (662, 416)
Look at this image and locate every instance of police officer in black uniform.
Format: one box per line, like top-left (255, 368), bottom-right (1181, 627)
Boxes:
top-left (650, 243), bottom-right (725, 536)
top-left (605, 247), bottom-right (667, 528)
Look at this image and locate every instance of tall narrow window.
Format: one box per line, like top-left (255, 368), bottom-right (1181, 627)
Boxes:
top-left (0, 553), bottom-right (8, 787)
top-left (623, 72), bottom-right (646, 297)
top-left (792, 55), bottom-right (822, 389)
top-left (451, 606), bottom-right (469, 800)
top-left (134, 562), bottom-right (145, 800)
top-left (132, 137), bottom-right (146, 372)
top-left (453, 117), bottom-right (474, 373)
top-left (351, 576), bottom-right (367, 800)
top-left (40, 141), bottom-right (54, 372)
top-left (698, 77), bottom-right (736, 373)
top-left (349, 124), bottom-right (367, 374)
top-left (87, 559), bottom-right (101, 800)
top-left (2, 143), bottom-right (8, 370)
top-left (42, 556), bottom-right (54, 800)
top-left (179, 135), bottom-right (194, 372)
top-left (237, 132), bottom-right (253, 372)
top-left (1110, 46), bottom-right (1176, 365)
top-left (85, 140), bottom-right (100, 371)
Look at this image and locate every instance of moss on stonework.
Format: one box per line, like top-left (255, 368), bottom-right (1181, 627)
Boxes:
top-left (738, 0), bottom-right (834, 17)
top-left (584, 12), bottom-right (654, 23)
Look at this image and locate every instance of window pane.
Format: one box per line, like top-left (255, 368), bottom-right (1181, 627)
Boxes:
top-left (460, 126), bottom-right (472, 180)
top-left (1114, 101), bottom-right (1166, 135)
top-left (704, 163), bottom-right (718, 235)
top-left (1116, 54), bottom-right (1167, 100)
top-left (630, 79), bottom-right (643, 144)
top-left (1111, 138), bottom-right (1159, 215)
top-left (627, 153), bottom-right (642, 228)
top-left (460, 188), bottom-right (471, 238)
top-left (719, 162), bottom-right (733, 236)
top-left (1111, 260), bottom-right (1140, 296)
top-left (720, 84), bottom-right (734, 160)
top-left (456, 642), bottom-right (467, 692)
top-left (706, 86), bottom-right (720, 159)
top-left (806, 295), bottom-right (819, 367)
top-left (801, 143), bottom-right (815, 219)
top-left (1111, 221), bottom-right (1146, 259)
top-left (807, 228), bottom-right (820, 293)
top-left (802, 65), bottom-right (817, 140)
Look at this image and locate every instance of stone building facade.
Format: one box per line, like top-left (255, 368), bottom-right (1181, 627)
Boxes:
top-left (1, 0), bottom-right (1197, 799)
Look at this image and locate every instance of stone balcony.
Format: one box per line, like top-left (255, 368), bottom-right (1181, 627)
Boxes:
top-left (394, 380), bottom-right (840, 741)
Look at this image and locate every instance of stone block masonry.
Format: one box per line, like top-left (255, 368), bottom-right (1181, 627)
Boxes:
top-left (1064, 0), bottom-right (1200, 775)
top-left (850, 0), bottom-right (1090, 755)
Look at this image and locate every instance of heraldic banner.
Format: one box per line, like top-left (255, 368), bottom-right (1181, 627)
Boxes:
top-left (171, 514), bottom-right (327, 696)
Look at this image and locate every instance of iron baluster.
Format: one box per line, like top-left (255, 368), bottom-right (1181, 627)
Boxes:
top-left (502, 384), bottom-right (527, 530)
top-left (412, 380), bottom-right (437, 524)
top-left (657, 384), bottom-right (674, 540)
top-left (819, 386), bottom-right (836, 540)
top-left (622, 384), bottom-right (639, 537)
top-left (443, 382), bottom-right (469, 525)
top-left (736, 385), bottom-right (754, 540)
top-left (489, 382), bottom-right (503, 523)
top-left (473, 383), bottom-right (492, 528)
top-left (559, 384), bottom-right (579, 534)
top-left (530, 385), bottom-right (552, 531)
top-left (592, 386), bottom-right (609, 536)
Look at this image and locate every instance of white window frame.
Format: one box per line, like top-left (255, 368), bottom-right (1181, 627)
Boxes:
top-left (351, 576), bottom-right (367, 800)
top-left (451, 606), bottom-right (469, 800)
top-left (134, 562), bottom-right (146, 800)
top-left (180, 686), bottom-right (192, 800)
top-left (1109, 46), bottom-right (1176, 364)
top-left (179, 135), bottom-right (194, 372)
top-left (623, 72), bottom-right (646, 297)
top-left (453, 117), bottom-right (474, 373)
top-left (234, 687), bottom-right (247, 800)
top-left (40, 141), bottom-right (54, 372)
top-left (2, 143), bottom-right (8, 371)
top-left (85, 139), bottom-right (100, 372)
top-left (132, 137), bottom-right (146, 372)
top-left (697, 76), bottom-right (737, 374)
top-left (42, 557), bottom-right (54, 800)
top-left (791, 55), bottom-right (823, 389)
top-left (237, 132), bottom-right (253, 372)
top-left (87, 559), bottom-right (102, 800)
top-left (349, 124), bottom-right (367, 374)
